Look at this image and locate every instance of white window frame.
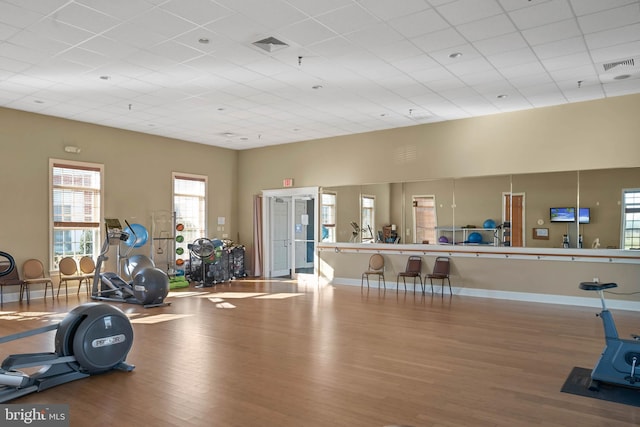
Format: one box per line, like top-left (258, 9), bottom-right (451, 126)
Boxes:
top-left (172, 172), bottom-right (208, 262)
top-left (49, 159), bottom-right (104, 271)
top-left (360, 194), bottom-right (375, 243)
top-left (621, 188), bottom-right (640, 250)
top-left (321, 192), bottom-right (337, 243)
top-left (413, 195), bottom-right (437, 244)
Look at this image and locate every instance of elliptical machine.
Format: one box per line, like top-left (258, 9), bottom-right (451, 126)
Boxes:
top-left (579, 281), bottom-right (640, 391)
top-left (0, 302), bottom-right (134, 402)
top-left (92, 218), bottom-right (170, 308)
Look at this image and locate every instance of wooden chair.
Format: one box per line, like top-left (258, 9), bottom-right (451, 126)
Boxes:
top-left (78, 256), bottom-right (96, 296)
top-left (0, 253), bottom-right (26, 306)
top-left (22, 259), bottom-right (54, 302)
top-left (397, 256), bottom-right (423, 293)
top-left (361, 254), bottom-right (385, 290)
top-left (58, 257), bottom-right (84, 298)
top-left (426, 256), bottom-right (452, 295)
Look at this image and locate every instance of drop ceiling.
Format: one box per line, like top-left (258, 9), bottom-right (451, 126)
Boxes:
top-left (1, 0), bottom-right (639, 150)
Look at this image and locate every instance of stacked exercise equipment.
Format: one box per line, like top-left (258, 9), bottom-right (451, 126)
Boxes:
top-left (92, 218), bottom-right (170, 308)
top-left (187, 239), bottom-right (246, 287)
top-left (0, 302), bottom-right (134, 402)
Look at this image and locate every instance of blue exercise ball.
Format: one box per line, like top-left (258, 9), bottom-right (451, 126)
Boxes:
top-left (468, 232), bottom-right (483, 244)
top-left (212, 239), bottom-right (223, 248)
top-left (438, 236), bottom-right (449, 244)
top-left (124, 223), bottom-right (149, 248)
top-left (483, 219), bottom-right (496, 229)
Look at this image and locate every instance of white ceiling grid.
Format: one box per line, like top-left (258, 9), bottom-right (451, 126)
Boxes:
top-left (0, 0), bottom-right (638, 149)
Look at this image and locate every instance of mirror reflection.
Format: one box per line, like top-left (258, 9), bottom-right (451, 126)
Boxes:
top-left (321, 167), bottom-right (640, 251)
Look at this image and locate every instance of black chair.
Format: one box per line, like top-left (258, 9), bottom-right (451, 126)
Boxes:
top-left (426, 256), bottom-right (451, 295)
top-left (361, 254), bottom-right (385, 289)
top-left (397, 256), bottom-right (423, 293)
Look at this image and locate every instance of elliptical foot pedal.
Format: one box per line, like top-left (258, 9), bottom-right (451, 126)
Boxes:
top-left (579, 282), bottom-right (618, 291)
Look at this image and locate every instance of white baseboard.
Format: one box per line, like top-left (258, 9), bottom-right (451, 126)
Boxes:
top-left (332, 277), bottom-right (640, 311)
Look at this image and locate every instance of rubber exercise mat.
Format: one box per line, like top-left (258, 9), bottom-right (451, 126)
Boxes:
top-left (561, 366), bottom-right (640, 407)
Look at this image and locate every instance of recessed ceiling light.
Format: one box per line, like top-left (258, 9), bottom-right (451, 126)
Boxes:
top-left (198, 38), bottom-right (210, 44)
top-left (217, 107), bottom-right (225, 111)
top-left (240, 137), bottom-right (248, 141)
top-left (449, 52), bottom-right (463, 59)
top-left (614, 74), bottom-right (631, 80)
top-left (312, 85), bottom-right (323, 90)
top-left (99, 75), bottom-right (110, 80)
top-left (496, 94), bottom-right (508, 99)
top-left (34, 100), bottom-right (44, 104)
top-left (223, 132), bottom-right (233, 137)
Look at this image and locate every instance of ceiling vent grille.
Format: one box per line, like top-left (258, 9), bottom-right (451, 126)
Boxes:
top-left (602, 58), bottom-right (635, 72)
top-left (252, 37), bottom-right (289, 53)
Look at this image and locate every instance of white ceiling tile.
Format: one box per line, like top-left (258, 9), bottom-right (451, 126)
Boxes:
top-left (0, 2), bottom-right (44, 27)
top-left (585, 23), bottom-right (640, 50)
top-left (277, 18), bottom-right (337, 46)
top-left (215, 0), bottom-right (308, 30)
top-left (127, 7), bottom-right (197, 38)
top-left (521, 19), bottom-right (582, 46)
top-left (456, 14), bottom-right (517, 42)
top-left (435, 0), bottom-right (503, 26)
top-left (388, 9), bottom-right (450, 39)
top-left (577, 3), bottom-right (640, 34)
top-left (159, 0), bottom-right (234, 25)
top-left (589, 40), bottom-right (640, 63)
top-left (76, 0), bottom-right (154, 20)
top-left (411, 27), bottom-right (466, 53)
top-left (508, 1), bottom-right (574, 31)
top-left (358, 0), bottom-right (431, 21)
top-left (53, 2), bottom-right (121, 34)
top-left (487, 47), bottom-right (539, 69)
top-left (569, 0), bottom-right (638, 17)
top-left (532, 36), bottom-right (588, 60)
top-left (344, 23), bottom-right (405, 47)
top-left (473, 32), bottom-right (528, 56)
top-left (281, 0), bottom-right (351, 17)
top-left (315, 4), bottom-right (379, 34)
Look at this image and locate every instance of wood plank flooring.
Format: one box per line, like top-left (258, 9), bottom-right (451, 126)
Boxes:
top-left (1, 279), bottom-right (640, 426)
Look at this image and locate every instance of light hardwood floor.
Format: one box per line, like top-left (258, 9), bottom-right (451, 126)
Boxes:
top-left (1, 279), bottom-right (640, 426)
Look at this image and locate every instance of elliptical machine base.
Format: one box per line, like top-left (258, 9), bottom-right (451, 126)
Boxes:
top-left (0, 303), bottom-right (134, 403)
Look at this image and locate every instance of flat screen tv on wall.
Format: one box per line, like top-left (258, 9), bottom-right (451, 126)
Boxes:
top-left (550, 207), bottom-right (576, 223)
top-left (579, 207), bottom-right (590, 224)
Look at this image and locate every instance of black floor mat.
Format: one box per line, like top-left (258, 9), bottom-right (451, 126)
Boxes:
top-left (561, 367), bottom-right (640, 407)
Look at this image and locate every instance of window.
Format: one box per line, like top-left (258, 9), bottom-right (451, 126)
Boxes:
top-left (413, 196), bottom-right (437, 244)
top-left (360, 195), bottom-right (375, 243)
top-left (321, 192), bottom-right (336, 242)
top-left (50, 160), bottom-right (103, 270)
top-left (621, 188), bottom-right (640, 250)
top-left (173, 173), bottom-right (207, 259)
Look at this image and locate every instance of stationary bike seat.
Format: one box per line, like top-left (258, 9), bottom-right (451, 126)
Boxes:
top-left (579, 282), bottom-right (618, 291)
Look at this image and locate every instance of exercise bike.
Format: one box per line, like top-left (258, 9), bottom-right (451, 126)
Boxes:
top-left (0, 302), bottom-right (134, 402)
top-left (579, 281), bottom-right (640, 391)
top-left (92, 218), bottom-right (170, 308)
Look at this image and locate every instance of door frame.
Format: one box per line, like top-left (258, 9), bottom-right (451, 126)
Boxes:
top-left (262, 187), bottom-right (319, 280)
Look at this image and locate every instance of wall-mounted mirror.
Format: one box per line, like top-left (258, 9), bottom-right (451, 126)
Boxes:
top-left (321, 167), bottom-right (639, 251)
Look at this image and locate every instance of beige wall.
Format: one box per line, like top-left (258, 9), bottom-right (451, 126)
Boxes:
top-left (0, 107), bottom-right (238, 282)
top-left (237, 95), bottom-right (640, 251)
top-left (2, 92), bottom-right (640, 301)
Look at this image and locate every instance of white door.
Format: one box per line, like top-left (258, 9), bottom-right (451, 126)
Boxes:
top-left (270, 197), bottom-right (291, 277)
top-left (263, 187), bottom-right (319, 279)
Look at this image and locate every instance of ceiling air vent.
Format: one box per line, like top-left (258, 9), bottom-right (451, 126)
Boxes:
top-left (602, 58), bottom-right (635, 72)
top-left (252, 36), bottom-right (289, 53)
